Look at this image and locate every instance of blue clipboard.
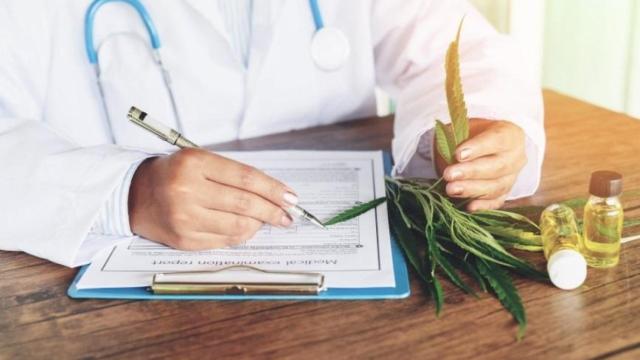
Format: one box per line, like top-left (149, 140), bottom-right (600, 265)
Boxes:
top-left (67, 152), bottom-right (410, 300)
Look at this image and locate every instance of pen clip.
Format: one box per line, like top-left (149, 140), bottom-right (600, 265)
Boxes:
top-left (128, 106), bottom-right (169, 141)
top-left (128, 106), bottom-right (197, 148)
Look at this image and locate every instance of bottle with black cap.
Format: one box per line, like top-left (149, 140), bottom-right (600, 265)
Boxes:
top-left (582, 170), bottom-right (624, 268)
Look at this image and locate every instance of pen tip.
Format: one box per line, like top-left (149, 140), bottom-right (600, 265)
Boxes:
top-left (312, 219), bottom-right (327, 230)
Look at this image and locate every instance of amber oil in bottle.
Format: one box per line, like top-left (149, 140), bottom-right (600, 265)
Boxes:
top-left (540, 204), bottom-right (587, 290)
top-left (582, 171), bottom-right (624, 268)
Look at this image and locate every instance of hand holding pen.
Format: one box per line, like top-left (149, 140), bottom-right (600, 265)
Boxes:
top-left (127, 107), bottom-right (325, 251)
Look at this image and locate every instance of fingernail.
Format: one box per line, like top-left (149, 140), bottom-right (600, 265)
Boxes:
top-left (459, 148), bottom-right (471, 161)
top-left (281, 214), bottom-right (293, 227)
top-left (283, 192), bottom-right (298, 206)
top-left (449, 185), bottom-right (464, 195)
top-left (448, 169), bottom-right (463, 181)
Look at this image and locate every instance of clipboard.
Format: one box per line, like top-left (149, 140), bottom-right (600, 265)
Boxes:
top-left (67, 152), bottom-right (410, 300)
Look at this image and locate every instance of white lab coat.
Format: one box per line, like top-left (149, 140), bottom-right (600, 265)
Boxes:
top-left (0, 0), bottom-right (544, 266)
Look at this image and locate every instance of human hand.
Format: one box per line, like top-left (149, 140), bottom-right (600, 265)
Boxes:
top-left (435, 119), bottom-right (527, 212)
top-left (128, 148), bottom-right (296, 250)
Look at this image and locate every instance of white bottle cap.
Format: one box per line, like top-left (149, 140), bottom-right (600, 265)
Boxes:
top-left (547, 249), bottom-right (587, 290)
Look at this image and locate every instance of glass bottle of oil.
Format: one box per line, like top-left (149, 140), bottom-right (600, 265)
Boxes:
top-left (582, 171), bottom-right (624, 268)
top-left (540, 204), bottom-right (587, 290)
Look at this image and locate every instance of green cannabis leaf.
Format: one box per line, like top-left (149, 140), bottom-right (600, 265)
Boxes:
top-left (476, 259), bottom-right (527, 340)
top-left (446, 18), bottom-right (469, 145)
top-left (323, 197), bottom-right (387, 226)
top-left (435, 120), bottom-right (457, 164)
top-left (624, 218), bottom-right (640, 228)
top-left (473, 210), bottom-right (543, 251)
top-left (321, 17), bottom-right (640, 340)
top-left (321, 19), bottom-right (542, 339)
top-left (385, 177), bottom-right (546, 339)
top-left (327, 175), bottom-right (640, 339)
top-left (435, 18), bottom-right (470, 165)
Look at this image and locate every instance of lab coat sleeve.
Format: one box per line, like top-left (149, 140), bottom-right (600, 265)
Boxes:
top-left (70, 160), bottom-right (146, 265)
top-left (91, 160), bottom-right (144, 237)
top-left (0, 5), bottom-right (151, 267)
top-left (371, 0), bottom-right (545, 199)
top-left (0, 118), bottom-right (152, 267)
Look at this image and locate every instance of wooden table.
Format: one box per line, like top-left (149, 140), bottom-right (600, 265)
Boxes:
top-left (2, 91), bottom-right (639, 359)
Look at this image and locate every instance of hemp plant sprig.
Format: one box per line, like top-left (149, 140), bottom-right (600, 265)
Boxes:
top-left (322, 18), bottom-right (547, 340)
top-left (435, 18), bottom-right (469, 163)
top-left (324, 19), bottom-right (640, 339)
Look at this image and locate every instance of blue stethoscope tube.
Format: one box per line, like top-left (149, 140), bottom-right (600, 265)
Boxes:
top-left (85, 0), bottom-right (327, 63)
top-left (309, 0), bottom-right (325, 30)
top-left (84, 0), bottom-right (346, 141)
top-left (84, 0), bottom-right (183, 142)
top-left (84, 0), bottom-right (161, 64)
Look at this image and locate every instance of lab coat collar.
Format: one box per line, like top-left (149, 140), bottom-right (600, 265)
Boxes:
top-left (181, 0), bottom-right (288, 138)
top-left (244, 0), bottom-right (288, 98)
top-left (181, 0), bottom-right (231, 45)
top-left (181, 0), bottom-right (287, 46)
top-left (181, 0), bottom-right (287, 122)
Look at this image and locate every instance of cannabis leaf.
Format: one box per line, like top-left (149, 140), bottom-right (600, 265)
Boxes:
top-left (323, 197), bottom-right (387, 226)
top-left (327, 177), bottom-right (640, 339)
top-left (429, 271), bottom-right (445, 316)
top-left (624, 218), bottom-right (640, 228)
top-left (386, 177), bottom-right (546, 337)
top-left (476, 259), bottom-right (527, 340)
top-left (389, 204), bottom-right (430, 282)
top-left (446, 18), bottom-right (469, 145)
top-left (435, 119), bottom-right (457, 164)
top-left (473, 210), bottom-right (543, 251)
top-left (435, 18), bottom-right (469, 165)
top-left (319, 16), bottom-right (640, 340)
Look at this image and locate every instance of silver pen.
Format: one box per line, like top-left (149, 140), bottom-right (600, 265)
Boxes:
top-left (127, 106), bottom-right (327, 230)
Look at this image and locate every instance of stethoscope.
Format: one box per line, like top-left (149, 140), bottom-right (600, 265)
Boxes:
top-left (84, 0), bottom-right (350, 140)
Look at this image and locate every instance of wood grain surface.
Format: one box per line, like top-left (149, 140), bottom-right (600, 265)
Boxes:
top-left (1, 91), bottom-right (639, 359)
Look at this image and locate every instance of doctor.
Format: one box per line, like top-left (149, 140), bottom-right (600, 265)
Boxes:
top-left (0, 0), bottom-right (544, 267)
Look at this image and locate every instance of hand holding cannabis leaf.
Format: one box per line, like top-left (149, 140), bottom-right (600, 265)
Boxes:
top-left (324, 18), bottom-right (640, 340)
top-left (433, 20), bottom-right (527, 212)
top-left (325, 18), bottom-right (540, 340)
top-left (436, 119), bottom-right (527, 212)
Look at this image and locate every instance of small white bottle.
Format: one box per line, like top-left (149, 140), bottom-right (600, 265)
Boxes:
top-left (540, 204), bottom-right (587, 290)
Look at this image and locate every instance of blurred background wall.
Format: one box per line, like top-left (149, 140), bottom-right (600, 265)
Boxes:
top-left (471, 0), bottom-right (640, 119)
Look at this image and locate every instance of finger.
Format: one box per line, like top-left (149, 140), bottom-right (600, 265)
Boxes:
top-left (170, 232), bottom-right (237, 251)
top-left (191, 231), bottom-right (253, 249)
top-left (455, 122), bottom-right (524, 162)
top-left (190, 208), bottom-right (264, 237)
top-left (202, 153), bottom-right (296, 208)
top-left (194, 181), bottom-right (293, 228)
top-left (443, 153), bottom-right (526, 182)
top-left (466, 195), bottom-right (508, 212)
top-left (445, 175), bottom-right (517, 199)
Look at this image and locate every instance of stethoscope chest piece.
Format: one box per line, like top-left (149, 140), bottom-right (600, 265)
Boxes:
top-left (310, 27), bottom-right (350, 71)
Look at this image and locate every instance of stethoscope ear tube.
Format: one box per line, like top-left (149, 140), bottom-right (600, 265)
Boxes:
top-left (84, 0), bottom-right (161, 64)
top-left (84, 0), bottom-right (184, 141)
top-left (308, 0), bottom-right (325, 30)
top-left (85, 0), bottom-right (348, 144)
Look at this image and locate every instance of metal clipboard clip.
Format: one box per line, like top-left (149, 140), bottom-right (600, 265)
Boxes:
top-left (150, 265), bottom-right (327, 295)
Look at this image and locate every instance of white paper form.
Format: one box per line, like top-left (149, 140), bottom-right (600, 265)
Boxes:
top-left (77, 151), bottom-right (394, 289)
